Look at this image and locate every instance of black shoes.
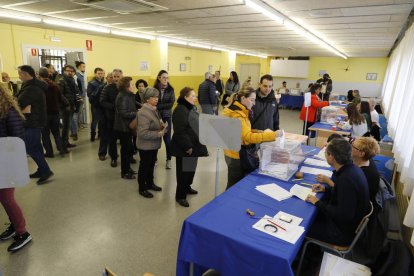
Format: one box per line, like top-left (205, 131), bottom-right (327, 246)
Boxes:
top-left (121, 173), bottom-right (136, 180)
top-left (139, 190), bottom-right (153, 198)
top-left (7, 232), bottom-right (32, 252)
top-left (37, 171), bottom-right (54, 185)
top-left (99, 155), bottom-right (106, 161)
top-left (187, 188), bottom-right (198, 195)
top-left (148, 184), bottom-right (162, 191)
top-left (29, 171), bottom-right (42, 179)
top-left (128, 169), bottom-right (137, 174)
top-left (66, 143), bottom-right (76, 148)
top-left (90, 135), bottom-right (95, 142)
top-left (0, 224), bottom-right (15, 240)
top-left (176, 199), bottom-right (190, 207)
top-left (110, 160), bottom-right (117, 167)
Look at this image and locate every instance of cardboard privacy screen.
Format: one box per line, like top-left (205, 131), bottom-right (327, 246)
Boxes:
top-left (0, 137), bottom-right (30, 188)
top-left (199, 114), bottom-right (241, 152)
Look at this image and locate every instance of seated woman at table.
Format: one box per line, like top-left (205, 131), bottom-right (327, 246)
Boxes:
top-left (306, 138), bottom-right (370, 246)
top-left (340, 103), bottom-right (368, 137)
top-left (222, 86), bottom-right (282, 189)
top-left (299, 83), bottom-right (329, 136)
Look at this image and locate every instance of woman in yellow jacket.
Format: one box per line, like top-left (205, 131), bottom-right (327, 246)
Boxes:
top-left (222, 86), bottom-right (282, 189)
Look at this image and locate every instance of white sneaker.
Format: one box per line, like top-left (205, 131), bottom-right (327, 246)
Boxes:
top-left (166, 160), bottom-right (171, 169)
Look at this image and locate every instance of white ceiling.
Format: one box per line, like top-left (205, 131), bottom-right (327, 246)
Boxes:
top-left (0, 0), bottom-right (413, 57)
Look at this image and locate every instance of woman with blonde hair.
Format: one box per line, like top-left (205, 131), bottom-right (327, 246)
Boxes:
top-left (222, 86), bottom-right (282, 189)
top-left (0, 86), bottom-right (32, 252)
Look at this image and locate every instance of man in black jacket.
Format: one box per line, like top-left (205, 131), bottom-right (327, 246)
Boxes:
top-left (198, 72), bottom-right (218, 115)
top-left (100, 69), bottom-right (122, 167)
top-left (316, 73), bottom-right (332, 101)
top-left (87, 67), bottom-right (104, 141)
top-left (96, 72), bottom-right (113, 160)
top-left (17, 65), bottom-right (53, 184)
top-left (251, 74), bottom-right (279, 131)
top-left (59, 65), bottom-right (81, 149)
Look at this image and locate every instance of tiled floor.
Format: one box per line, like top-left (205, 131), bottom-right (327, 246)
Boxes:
top-left (0, 109), bottom-right (303, 276)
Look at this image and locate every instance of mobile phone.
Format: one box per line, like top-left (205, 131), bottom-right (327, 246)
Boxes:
top-left (279, 215), bottom-right (292, 223)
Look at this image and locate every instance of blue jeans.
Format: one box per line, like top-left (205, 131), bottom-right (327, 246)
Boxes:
top-left (162, 117), bottom-right (172, 161)
top-left (90, 105), bottom-right (102, 136)
top-left (70, 112), bottom-right (78, 135)
top-left (25, 128), bottom-right (51, 175)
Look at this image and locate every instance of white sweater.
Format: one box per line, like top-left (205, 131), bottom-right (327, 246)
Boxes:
top-left (342, 121), bottom-right (368, 137)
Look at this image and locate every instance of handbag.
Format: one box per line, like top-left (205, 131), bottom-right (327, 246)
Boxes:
top-left (129, 117), bottom-right (137, 130)
top-left (239, 144), bottom-right (259, 173)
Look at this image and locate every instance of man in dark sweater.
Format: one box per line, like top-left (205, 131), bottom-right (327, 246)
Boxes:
top-left (251, 74), bottom-right (279, 131)
top-left (306, 138), bottom-right (370, 246)
top-left (17, 65), bottom-right (53, 184)
top-left (100, 69), bottom-right (122, 167)
top-left (198, 72), bottom-right (218, 115)
top-left (38, 67), bottom-right (68, 157)
top-left (87, 67), bottom-right (104, 142)
top-left (59, 65), bottom-right (81, 149)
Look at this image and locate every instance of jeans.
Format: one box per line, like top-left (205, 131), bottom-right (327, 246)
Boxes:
top-left (41, 113), bottom-right (63, 155)
top-left (90, 105), bottom-right (102, 137)
top-left (162, 117), bottom-right (172, 161)
top-left (98, 116), bottom-right (109, 156)
top-left (61, 109), bottom-right (73, 146)
top-left (24, 128), bottom-right (51, 175)
top-left (117, 131), bottom-right (132, 175)
top-left (70, 112), bottom-right (79, 135)
top-left (0, 188), bottom-right (27, 235)
top-left (175, 156), bottom-right (198, 200)
top-left (138, 149), bottom-right (158, 192)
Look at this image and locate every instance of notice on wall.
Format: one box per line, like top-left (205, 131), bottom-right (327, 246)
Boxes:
top-left (86, 40), bottom-right (93, 51)
top-left (140, 61), bottom-right (149, 71)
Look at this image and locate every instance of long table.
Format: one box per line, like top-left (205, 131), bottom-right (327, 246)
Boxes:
top-left (308, 122), bottom-right (351, 147)
top-left (176, 146), bottom-right (323, 276)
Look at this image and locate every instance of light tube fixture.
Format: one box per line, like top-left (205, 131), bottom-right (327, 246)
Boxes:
top-left (0, 9), bottom-right (41, 22)
top-left (156, 36), bottom-right (188, 45)
top-left (188, 43), bottom-right (212, 50)
top-left (111, 30), bottom-right (155, 40)
top-left (43, 18), bottom-right (110, 33)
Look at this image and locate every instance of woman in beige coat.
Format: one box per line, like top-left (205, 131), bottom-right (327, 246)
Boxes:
top-left (136, 87), bottom-right (167, 198)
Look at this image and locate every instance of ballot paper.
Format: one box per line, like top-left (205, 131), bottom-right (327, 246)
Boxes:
top-left (252, 215), bottom-right (305, 244)
top-left (319, 252), bottom-right (371, 276)
top-left (290, 184), bottom-right (316, 201)
top-left (304, 158), bottom-right (330, 168)
top-left (300, 166), bottom-right (333, 177)
top-left (256, 183), bottom-right (292, 201)
top-left (313, 147), bottom-right (327, 160)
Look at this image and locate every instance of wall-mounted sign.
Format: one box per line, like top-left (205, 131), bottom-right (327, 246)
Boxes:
top-left (86, 40), bottom-right (93, 51)
top-left (180, 63), bottom-right (186, 72)
top-left (31, 48), bottom-right (37, 56)
top-left (140, 61), bottom-right (149, 71)
top-left (366, 73), bottom-right (377, 81)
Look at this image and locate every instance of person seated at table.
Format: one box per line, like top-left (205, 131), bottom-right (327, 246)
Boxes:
top-left (305, 138), bottom-right (370, 246)
top-left (351, 89), bottom-right (361, 105)
top-left (277, 81), bottom-right (289, 94)
top-left (347, 90), bottom-right (354, 102)
top-left (368, 98), bottom-right (381, 141)
top-left (359, 101), bottom-right (372, 130)
top-left (171, 87), bottom-right (208, 207)
top-left (299, 83), bottom-right (329, 136)
top-left (222, 87), bottom-right (282, 189)
top-left (339, 103), bottom-right (368, 137)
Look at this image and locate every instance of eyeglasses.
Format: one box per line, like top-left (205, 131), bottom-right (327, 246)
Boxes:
top-left (349, 138), bottom-right (362, 151)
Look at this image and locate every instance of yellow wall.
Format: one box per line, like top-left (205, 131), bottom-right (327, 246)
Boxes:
top-left (308, 57), bottom-right (388, 84)
top-left (236, 55), bottom-right (270, 76)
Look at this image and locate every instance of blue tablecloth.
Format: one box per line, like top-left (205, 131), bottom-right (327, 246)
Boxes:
top-left (176, 146), bottom-right (324, 276)
top-left (280, 94), bottom-right (304, 109)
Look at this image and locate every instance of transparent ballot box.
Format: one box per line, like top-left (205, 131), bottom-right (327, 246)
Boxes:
top-left (320, 106), bottom-right (342, 124)
top-left (258, 139), bottom-right (305, 181)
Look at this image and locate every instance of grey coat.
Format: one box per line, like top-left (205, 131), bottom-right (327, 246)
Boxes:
top-left (136, 104), bottom-right (162, 150)
top-left (224, 80), bottom-right (240, 96)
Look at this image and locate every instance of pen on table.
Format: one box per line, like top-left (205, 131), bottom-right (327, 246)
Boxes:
top-left (292, 178), bottom-right (304, 182)
top-left (300, 182), bottom-right (315, 187)
top-left (267, 219), bottom-right (286, 231)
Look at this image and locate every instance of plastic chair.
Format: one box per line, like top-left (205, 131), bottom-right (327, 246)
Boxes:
top-left (296, 201), bottom-right (374, 276)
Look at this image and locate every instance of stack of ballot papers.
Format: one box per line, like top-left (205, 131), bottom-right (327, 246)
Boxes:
top-left (255, 183), bottom-right (292, 201)
top-left (256, 183), bottom-right (315, 201)
top-left (252, 212), bottom-right (305, 244)
top-left (303, 158), bottom-right (330, 168)
top-left (313, 147), bottom-right (327, 160)
top-left (300, 166), bottom-right (333, 177)
top-left (319, 252), bottom-right (371, 276)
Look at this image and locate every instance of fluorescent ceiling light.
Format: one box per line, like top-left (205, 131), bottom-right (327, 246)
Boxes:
top-left (188, 43), bottom-right (212, 50)
top-left (244, 0), bottom-right (347, 59)
top-left (0, 9), bottom-right (41, 22)
top-left (245, 0), bottom-right (283, 23)
top-left (157, 36), bottom-right (188, 45)
top-left (212, 46), bottom-right (230, 52)
top-left (43, 18), bottom-right (110, 33)
top-left (112, 30), bottom-right (155, 40)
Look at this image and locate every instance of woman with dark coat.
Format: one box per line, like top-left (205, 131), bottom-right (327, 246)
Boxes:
top-left (114, 77), bottom-right (137, 179)
top-left (171, 87), bottom-right (208, 207)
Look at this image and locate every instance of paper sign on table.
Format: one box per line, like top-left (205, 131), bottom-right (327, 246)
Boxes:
top-left (304, 158), bottom-right (330, 168)
top-left (300, 166), bottom-right (332, 177)
top-left (252, 215), bottom-right (305, 244)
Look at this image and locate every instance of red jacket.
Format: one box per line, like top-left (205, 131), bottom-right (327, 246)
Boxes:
top-left (299, 94), bottom-right (329, 122)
